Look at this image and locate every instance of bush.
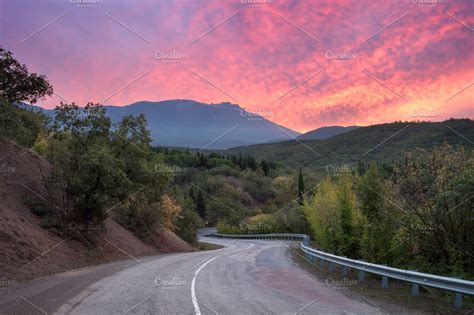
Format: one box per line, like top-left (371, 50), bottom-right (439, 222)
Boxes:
top-left (114, 196), bottom-right (160, 242)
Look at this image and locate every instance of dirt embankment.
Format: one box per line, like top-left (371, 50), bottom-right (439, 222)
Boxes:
top-left (0, 139), bottom-right (193, 282)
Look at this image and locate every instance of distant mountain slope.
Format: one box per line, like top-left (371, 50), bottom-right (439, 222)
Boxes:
top-left (25, 100), bottom-right (300, 149)
top-left (221, 119), bottom-right (474, 171)
top-left (298, 126), bottom-right (360, 140)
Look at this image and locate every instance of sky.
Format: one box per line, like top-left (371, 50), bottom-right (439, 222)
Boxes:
top-left (1, 0), bottom-right (473, 132)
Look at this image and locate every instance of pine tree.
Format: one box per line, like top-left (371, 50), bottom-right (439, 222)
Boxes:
top-left (195, 190), bottom-right (207, 220)
top-left (189, 186), bottom-right (195, 202)
top-left (261, 160), bottom-right (270, 176)
top-left (298, 169), bottom-right (305, 205)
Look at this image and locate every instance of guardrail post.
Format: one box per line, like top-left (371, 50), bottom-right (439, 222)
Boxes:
top-left (320, 259), bottom-right (325, 268)
top-left (454, 293), bottom-right (462, 309)
top-left (382, 276), bottom-right (389, 288)
top-left (329, 262), bottom-right (335, 272)
top-left (411, 283), bottom-right (419, 296)
top-left (358, 270), bottom-right (365, 282)
top-left (342, 266), bottom-right (348, 277)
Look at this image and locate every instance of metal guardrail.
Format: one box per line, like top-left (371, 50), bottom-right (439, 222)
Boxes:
top-left (210, 233), bottom-right (474, 309)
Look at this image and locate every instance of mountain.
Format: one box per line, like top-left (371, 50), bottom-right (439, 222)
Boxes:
top-left (24, 100), bottom-right (300, 149)
top-left (297, 126), bottom-right (360, 140)
top-left (221, 119), bottom-right (474, 172)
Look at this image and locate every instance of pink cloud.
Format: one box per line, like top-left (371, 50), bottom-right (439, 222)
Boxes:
top-left (1, 0), bottom-right (472, 132)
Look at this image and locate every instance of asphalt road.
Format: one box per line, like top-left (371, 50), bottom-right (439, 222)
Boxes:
top-left (0, 232), bottom-right (385, 314)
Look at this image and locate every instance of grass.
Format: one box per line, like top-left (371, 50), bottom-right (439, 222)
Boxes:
top-left (196, 241), bottom-right (224, 251)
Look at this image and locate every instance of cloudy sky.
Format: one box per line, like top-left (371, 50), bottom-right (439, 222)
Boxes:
top-left (1, 0), bottom-right (473, 132)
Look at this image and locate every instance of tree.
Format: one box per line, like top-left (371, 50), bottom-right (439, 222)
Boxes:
top-left (391, 144), bottom-right (471, 275)
top-left (0, 97), bottom-right (48, 147)
top-left (189, 186), bottom-right (195, 202)
top-left (298, 169), bottom-right (305, 205)
top-left (47, 103), bottom-right (125, 226)
top-left (116, 194), bottom-right (160, 241)
top-left (261, 160), bottom-right (270, 176)
top-left (0, 47), bottom-right (53, 104)
top-left (433, 166), bottom-right (474, 276)
top-left (195, 190), bottom-right (207, 220)
top-left (336, 175), bottom-right (359, 257)
top-left (304, 175), bottom-right (360, 257)
top-left (175, 195), bottom-right (201, 244)
top-left (357, 164), bottom-right (395, 263)
top-left (111, 113), bottom-right (168, 240)
top-left (160, 195), bottom-right (182, 232)
top-left (303, 178), bottom-right (339, 252)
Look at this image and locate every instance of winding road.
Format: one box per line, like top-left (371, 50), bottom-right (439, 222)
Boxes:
top-left (0, 231), bottom-right (387, 314)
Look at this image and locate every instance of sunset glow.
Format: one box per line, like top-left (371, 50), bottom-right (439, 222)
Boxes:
top-left (1, 0), bottom-right (473, 132)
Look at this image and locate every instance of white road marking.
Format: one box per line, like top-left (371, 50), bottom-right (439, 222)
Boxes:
top-left (191, 242), bottom-right (255, 314)
top-left (191, 256), bottom-right (218, 315)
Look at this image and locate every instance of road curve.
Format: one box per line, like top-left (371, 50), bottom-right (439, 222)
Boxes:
top-left (0, 234), bottom-right (385, 314)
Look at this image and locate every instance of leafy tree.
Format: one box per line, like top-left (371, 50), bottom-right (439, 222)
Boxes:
top-left (283, 204), bottom-right (310, 234)
top-left (160, 195), bottom-right (182, 232)
top-left (47, 103), bottom-right (126, 226)
top-left (116, 194), bottom-right (160, 241)
top-left (392, 144), bottom-right (471, 275)
top-left (111, 114), bottom-right (168, 240)
top-left (303, 178), bottom-right (339, 252)
top-left (175, 195), bottom-right (201, 244)
top-left (337, 175), bottom-right (359, 257)
top-left (304, 175), bottom-right (360, 257)
top-left (433, 165), bottom-right (474, 276)
top-left (0, 47), bottom-right (53, 104)
top-left (357, 164), bottom-right (395, 263)
top-left (0, 97), bottom-right (48, 147)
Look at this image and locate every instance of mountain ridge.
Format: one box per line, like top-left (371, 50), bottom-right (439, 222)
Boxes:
top-left (221, 119), bottom-right (474, 172)
top-left (298, 125), bottom-right (360, 140)
top-left (23, 99), bottom-right (300, 149)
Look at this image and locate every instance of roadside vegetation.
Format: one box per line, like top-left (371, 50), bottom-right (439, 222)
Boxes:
top-left (216, 144), bottom-right (473, 279)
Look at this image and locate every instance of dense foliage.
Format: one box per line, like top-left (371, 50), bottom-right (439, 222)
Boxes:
top-left (0, 47), bottom-right (53, 104)
top-left (223, 119), bottom-right (474, 175)
top-left (302, 145), bottom-right (473, 278)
